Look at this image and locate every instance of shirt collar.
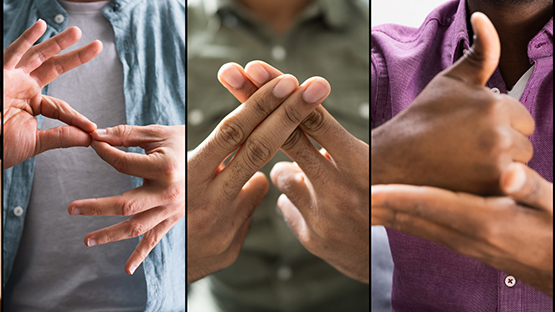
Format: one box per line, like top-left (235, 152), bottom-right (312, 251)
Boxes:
top-left (446, 0), bottom-right (553, 63)
top-left (202, 0), bottom-right (351, 30)
top-left (35, 0), bottom-right (142, 31)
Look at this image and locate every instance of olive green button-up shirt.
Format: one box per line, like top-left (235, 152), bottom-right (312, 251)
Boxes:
top-left (187, 0), bottom-right (369, 311)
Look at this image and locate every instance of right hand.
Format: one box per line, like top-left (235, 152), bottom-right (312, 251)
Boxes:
top-left (371, 12), bottom-right (534, 196)
top-left (3, 19), bottom-right (102, 169)
top-left (187, 63), bottom-right (330, 284)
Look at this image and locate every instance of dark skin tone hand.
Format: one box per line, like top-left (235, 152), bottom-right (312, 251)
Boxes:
top-left (467, 0), bottom-right (553, 89)
top-left (371, 1), bottom-right (552, 195)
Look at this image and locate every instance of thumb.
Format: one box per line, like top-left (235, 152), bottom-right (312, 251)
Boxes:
top-left (443, 12), bottom-right (500, 86)
top-left (235, 172), bottom-right (269, 218)
top-left (500, 162), bottom-right (553, 211)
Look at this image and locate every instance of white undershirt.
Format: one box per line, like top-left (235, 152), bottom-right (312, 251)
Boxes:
top-left (507, 64), bottom-right (535, 100)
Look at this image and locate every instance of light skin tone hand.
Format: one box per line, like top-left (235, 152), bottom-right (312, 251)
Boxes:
top-left (3, 19), bottom-right (102, 169)
top-left (372, 162), bottom-right (553, 297)
top-left (371, 12), bottom-right (534, 196)
top-left (68, 125), bottom-right (185, 275)
top-left (187, 63), bottom-right (330, 284)
top-left (221, 61), bottom-right (369, 283)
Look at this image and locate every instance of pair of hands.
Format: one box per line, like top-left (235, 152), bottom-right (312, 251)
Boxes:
top-left (371, 13), bottom-right (553, 296)
top-left (187, 62), bottom-right (369, 284)
top-left (4, 20), bottom-right (185, 275)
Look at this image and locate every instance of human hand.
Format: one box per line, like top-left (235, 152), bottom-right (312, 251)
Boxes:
top-left (371, 12), bottom-right (534, 196)
top-left (3, 19), bottom-right (102, 169)
top-left (187, 63), bottom-right (330, 284)
top-left (221, 61), bottom-right (369, 283)
top-left (68, 125), bottom-right (185, 275)
top-left (372, 163), bottom-right (553, 296)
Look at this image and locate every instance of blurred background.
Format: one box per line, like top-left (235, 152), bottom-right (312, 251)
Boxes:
top-left (371, 0), bottom-right (448, 28)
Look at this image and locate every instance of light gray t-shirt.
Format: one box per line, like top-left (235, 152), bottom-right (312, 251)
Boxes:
top-left (4, 1), bottom-right (147, 311)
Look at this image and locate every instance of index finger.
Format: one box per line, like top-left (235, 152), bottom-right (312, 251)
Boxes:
top-left (191, 74), bottom-right (299, 172)
top-left (91, 140), bottom-right (160, 179)
top-left (216, 77), bottom-right (330, 199)
top-left (371, 184), bottom-right (526, 236)
top-left (38, 95), bottom-right (97, 133)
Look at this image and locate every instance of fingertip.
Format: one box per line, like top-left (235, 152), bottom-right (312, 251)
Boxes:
top-left (300, 77), bottom-right (331, 104)
top-left (500, 162), bottom-right (526, 194)
top-left (218, 62), bottom-right (245, 89)
top-left (67, 26), bottom-right (82, 40)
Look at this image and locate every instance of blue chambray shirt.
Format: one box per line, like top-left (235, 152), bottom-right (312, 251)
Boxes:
top-left (3, 0), bottom-right (185, 311)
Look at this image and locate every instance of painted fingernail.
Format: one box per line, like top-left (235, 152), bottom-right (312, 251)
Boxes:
top-left (245, 62), bottom-right (269, 85)
top-left (87, 238), bottom-right (97, 247)
top-left (219, 64), bottom-right (244, 89)
top-left (302, 79), bottom-right (329, 103)
top-left (273, 76), bottom-right (297, 98)
top-left (95, 129), bottom-right (106, 136)
top-left (129, 265), bottom-right (137, 275)
top-left (70, 207), bottom-right (81, 216)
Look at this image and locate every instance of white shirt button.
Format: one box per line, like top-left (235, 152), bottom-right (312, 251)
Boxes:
top-left (54, 14), bottom-right (65, 24)
top-left (491, 87), bottom-right (500, 94)
top-left (276, 265), bottom-right (292, 281)
top-left (271, 46), bottom-right (287, 62)
top-left (359, 102), bottom-right (369, 120)
top-left (13, 206), bottom-right (24, 217)
top-left (505, 275), bottom-right (516, 287)
top-left (188, 109), bottom-right (204, 126)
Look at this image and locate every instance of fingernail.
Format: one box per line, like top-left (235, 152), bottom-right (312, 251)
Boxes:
top-left (302, 80), bottom-right (329, 103)
top-left (245, 62), bottom-right (269, 85)
top-left (71, 207), bottom-right (81, 216)
top-left (505, 166), bottom-right (526, 193)
top-left (219, 64), bottom-right (244, 89)
top-left (129, 265), bottom-right (137, 275)
top-left (273, 76), bottom-right (297, 98)
top-left (37, 18), bottom-right (44, 23)
top-left (95, 129), bottom-right (106, 136)
top-left (87, 238), bottom-right (97, 247)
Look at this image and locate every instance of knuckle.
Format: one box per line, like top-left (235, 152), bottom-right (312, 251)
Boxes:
top-left (121, 198), bottom-right (138, 216)
top-left (251, 96), bottom-right (273, 116)
top-left (129, 222), bottom-right (146, 237)
top-left (283, 105), bottom-right (303, 125)
top-left (112, 154), bottom-right (128, 173)
top-left (52, 62), bottom-right (65, 77)
top-left (302, 109), bottom-right (326, 133)
top-left (216, 119), bottom-right (245, 150)
top-left (113, 125), bottom-right (131, 141)
top-left (165, 185), bottom-right (185, 203)
top-left (282, 128), bottom-right (303, 150)
top-left (244, 137), bottom-right (273, 169)
top-left (211, 234), bottom-right (234, 256)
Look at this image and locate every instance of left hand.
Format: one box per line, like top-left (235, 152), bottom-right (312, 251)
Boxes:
top-left (372, 162), bottom-right (553, 297)
top-left (221, 61), bottom-right (370, 283)
top-left (68, 125), bottom-right (185, 274)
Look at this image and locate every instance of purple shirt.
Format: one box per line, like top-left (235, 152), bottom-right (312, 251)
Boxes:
top-left (371, 0), bottom-right (553, 311)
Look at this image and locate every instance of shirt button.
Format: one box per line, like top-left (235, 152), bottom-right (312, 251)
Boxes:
top-left (188, 109), bottom-right (204, 126)
top-left (505, 275), bottom-right (516, 287)
top-left (54, 14), bottom-right (65, 24)
top-left (359, 102), bottom-right (369, 120)
top-left (271, 46), bottom-right (287, 62)
top-left (491, 87), bottom-right (500, 94)
top-left (277, 265), bottom-right (292, 281)
top-left (13, 206), bottom-right (24, 217)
